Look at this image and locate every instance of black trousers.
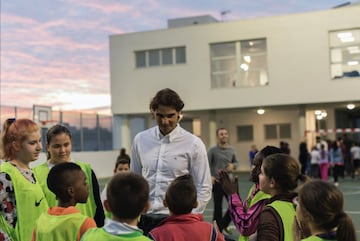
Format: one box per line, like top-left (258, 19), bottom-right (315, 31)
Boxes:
top-left (138, 213), bottom-right (168, 235)
top-left (212, 182), bottom-right (231, 231)
top-left (333, 165), bottom-right (343, 182)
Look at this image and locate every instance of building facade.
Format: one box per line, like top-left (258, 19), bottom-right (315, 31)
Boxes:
top-left (110, 4), bottom-right (360, 170)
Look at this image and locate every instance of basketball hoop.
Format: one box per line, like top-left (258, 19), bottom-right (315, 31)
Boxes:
top-left (39, 120), bottom-right (58, 128)
top-left (33, 105), bottom-right (54, 128)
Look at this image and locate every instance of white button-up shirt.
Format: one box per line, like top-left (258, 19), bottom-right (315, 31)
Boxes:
top-left (131, 124), bottom-right (212, 214)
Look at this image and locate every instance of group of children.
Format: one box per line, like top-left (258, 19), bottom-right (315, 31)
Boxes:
top-left (308, 136), bottom-right (360, 187)
top-left (0, 118), bottom-right (358, 241)
top-left (218, 146), bottom-right (357, 241)
top-left (0, 119), bottom-right (104, 241)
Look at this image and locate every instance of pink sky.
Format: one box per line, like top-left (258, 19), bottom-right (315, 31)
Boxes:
top-left (0, 0), bottom-right (354, 114)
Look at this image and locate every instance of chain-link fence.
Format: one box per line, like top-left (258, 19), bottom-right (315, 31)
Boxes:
top-left (1, 105), bottom-right (113, 151)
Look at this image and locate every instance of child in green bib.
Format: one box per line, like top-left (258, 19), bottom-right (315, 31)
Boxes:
top-left (295, 180), bottom-right (357, 241)
top-left (32, 162), bottom-right (96, 241)
top-left (0, 118), bottom-right (49, 241)
top-left (81, 172), bottom-right (151, 241)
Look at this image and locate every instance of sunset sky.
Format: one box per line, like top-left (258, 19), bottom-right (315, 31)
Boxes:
top-left (0, 0), bottom-right (355, 113)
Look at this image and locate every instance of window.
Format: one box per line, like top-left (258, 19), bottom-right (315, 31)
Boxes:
top-left (136, 51), bottom-right (146, 68)
top-left (149, 50), bottom-right (160, 66)
top-left (211, 42), bottom-right (236, 88)
top-left (237, 125), bottom-right (253, 141)
top-left (279, 124), bottom-right (291, 139)
top-left (135, 46), bottom-right (186, 68)
top-left (264, 123), bottom-right (291, 139)
top-left (265, 124), bottom-right (277, 139)
top-left (176, 47), bottom-right (186, 63)
top-left (210, 38), bottom-right (268, 88)
top-left (162, 48), bottom-right (173, 65)
top-left (330, 28), bottom-right (360, 79)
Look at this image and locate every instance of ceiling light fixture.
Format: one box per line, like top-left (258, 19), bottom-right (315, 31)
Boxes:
top-left (244, 56), bottom-right (251, 63)
top-left (315, 110), bottom-right (327, 120)
top-left (347, 61), bottom-right (359, 66)
top-left (257, 108), bottom-right (265, 115)
top-left (347, 103), bottom-right (355, 110)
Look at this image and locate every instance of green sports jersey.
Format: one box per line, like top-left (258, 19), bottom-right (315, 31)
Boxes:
top-left (302, 235), bottom-right (336, 241)
top-left (268, 200), bottom-right (296, 241)
top-left (34, 210), bottom-right (87, 241)
top-left (238, 185), bottom-right (270, 241)
top-left (80, 228), bottom-right (151, 241)
top-left (33, 160), bottom-right (97, 218)
top-left (1, 162), bottom-right (48, 241)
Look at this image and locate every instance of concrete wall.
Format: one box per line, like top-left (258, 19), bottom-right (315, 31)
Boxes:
top-left (110, 5), bottom-right (360, 115)
top-left (108, 5), bottom-right (360, 173)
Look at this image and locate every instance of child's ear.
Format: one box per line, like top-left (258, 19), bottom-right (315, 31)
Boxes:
top-left (193, 200), bottom-right (198, 209)
top-left (163, 199), bottom-right (168, 208)
top-left (142, 200), bottom-right (150, 214)
top-left (67, 186), bottom-right (75, 197)
top-left (104, 200), bottom-right (112, 212)
top-left (12, 141), bottom-right (21, 152)
top-left (269, 178), bottom-right (276, 188)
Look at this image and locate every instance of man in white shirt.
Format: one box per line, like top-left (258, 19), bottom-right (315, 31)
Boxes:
top-left (131, 88), bottom-right (212, 235)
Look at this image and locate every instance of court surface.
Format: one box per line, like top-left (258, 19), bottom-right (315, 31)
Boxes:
top-left (99, 172), bottom-right (360, 240)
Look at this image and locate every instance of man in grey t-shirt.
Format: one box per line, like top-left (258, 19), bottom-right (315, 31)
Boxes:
top-left (208, 127), bottom-right (238, 233)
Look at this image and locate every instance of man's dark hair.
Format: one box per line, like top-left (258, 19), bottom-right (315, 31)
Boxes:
top-left (149, 88), bottom-right (184, 112)
top-left (107, 172), bottom-right (149, 219)
top-left (47, 162), bottom-right (82, 202)
top-left (216, 127), bottom-right (227, 135)
top-left (165, 174), bottom-right (197, 215)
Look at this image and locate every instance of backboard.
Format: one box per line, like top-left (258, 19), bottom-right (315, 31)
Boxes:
top-left (33, 105), bottom-right (53, 126)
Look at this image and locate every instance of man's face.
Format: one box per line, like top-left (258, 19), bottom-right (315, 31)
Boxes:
top-left (217, 129), bottom-right (229, 145)
top-left (154, 105), bottom-right (180, 135)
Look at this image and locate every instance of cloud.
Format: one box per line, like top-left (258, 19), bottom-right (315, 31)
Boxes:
top-left (1, 8), bottom-right (111, 111)
top-left (1, 0), bottom-right (351, 113)
top-left (74, 0), bottom-right (135, 14)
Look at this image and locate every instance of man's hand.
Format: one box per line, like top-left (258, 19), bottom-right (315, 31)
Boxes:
top-left (211, 176), bottom-right (216, 185)
top-left (226, 163), bottom-right (234, 172)
top-left (217, 170), bottom-right (238, 195)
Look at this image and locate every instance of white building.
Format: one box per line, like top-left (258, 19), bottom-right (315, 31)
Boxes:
top-left (110, 4), bottom-right (360, 171)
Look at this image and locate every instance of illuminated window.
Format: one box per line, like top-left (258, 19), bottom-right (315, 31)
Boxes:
top-left (329, 28), bottom-right (360, 79)
top-left (210, 38), bottom-right (268, 88)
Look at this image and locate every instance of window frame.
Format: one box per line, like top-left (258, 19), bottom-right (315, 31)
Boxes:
top-left (329, 28), bottom-right (360, 80)
top-left (210, 38), bottom-right (268, 89)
